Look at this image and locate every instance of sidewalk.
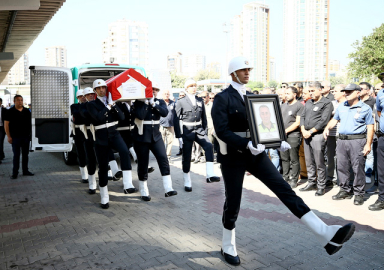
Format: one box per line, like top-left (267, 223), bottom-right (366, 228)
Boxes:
top-left (0, 140), bottom-right (383, 270)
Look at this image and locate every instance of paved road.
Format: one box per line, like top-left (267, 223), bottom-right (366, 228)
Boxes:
top-left (0, 140), bottom-right (383, 270)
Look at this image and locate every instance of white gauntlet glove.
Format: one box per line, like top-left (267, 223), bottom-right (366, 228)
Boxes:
top-left (247, 141), bottom-right (265, 156)
top-left (278, 141), bottom-right (291, 152)
top-left (148, 97), bottom-right (155, 106)
top-left (107, 92), bottom-right (114, 106)
top-left (178, 138), bottom-right (183, 145)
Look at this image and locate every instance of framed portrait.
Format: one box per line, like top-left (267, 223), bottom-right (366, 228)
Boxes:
top-left (244, 94), bottom-right (287, 148)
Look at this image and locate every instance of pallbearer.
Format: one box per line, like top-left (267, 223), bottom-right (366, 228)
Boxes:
top-left (70, 89), bottom-right (89, 183)
top-left (212, 56), bottom-right (355, 266)
top-left (86, 79), bottom-right (132, 209)
top-left (79, 87), bottom-right (98, 194)
top-left (174, 79), bottom-right (220, 192)
top-left (132, 85), bottom-right (177, 201)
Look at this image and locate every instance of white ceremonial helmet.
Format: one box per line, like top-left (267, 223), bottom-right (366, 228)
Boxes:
top-left (152, 82), bottom-right (160, 90)
top-left (76, 89), bottom-right (84, 97)
top-left (184, 79), bottom-right (197, 89)
top-left (83, 87), bottom-right (94, 96)
top-left (228, 56), bottom-right (253, 84)
top-left (93, 79), bottom-right (107, 90)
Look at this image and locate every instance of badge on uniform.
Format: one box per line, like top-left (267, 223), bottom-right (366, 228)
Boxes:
top-left (156, 101), bottom-right (160, 105)
top-left (197, 102), bottom-right (202, 107)
top-left (313, 107), bottom-right (319, 111)
top-left (288, 111), bottom-right (292, 115)
top-left (354, 113), bottom-right (360, 119)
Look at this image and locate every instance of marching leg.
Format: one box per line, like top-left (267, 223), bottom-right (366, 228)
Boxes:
top-left (79, 166), bottom-right (89, 183)
top-left (88, 174), bottom-right (97, 194)
top-left (129, 147), bottom-right (138, 163)
top-left (109, 160), bottom-right (122, 181)
top-left (123, 170), bottom-right (137, 194)
top-left (184, 172), bottom-right (192, 192)
top-left (99, 185), bottom-right (109, 209)
top-left (206, 162), bottom-right (220, 183)
top-left (139, 181), bottom-right (151, 201)
top-left (163, 175), bottom-right (177, 197)
top-left (221, 228), bottom-right (240, 266)
top-left (196, 135), bottom-right (220, 182)
top-left (301, 211), bottom-right (355, 255)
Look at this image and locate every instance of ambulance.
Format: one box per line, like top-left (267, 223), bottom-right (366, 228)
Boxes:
top-left (29, 63), bottom-right (147, 165)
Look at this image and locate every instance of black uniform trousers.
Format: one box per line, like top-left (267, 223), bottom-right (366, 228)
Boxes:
top-left (73, 129), bottom-right (87, 168)
top-left (95, 135), bottom-right (131, 187)
top-left (376, 137), bottom-right (384, 201)
top-left (84, 130), bottom-right (97, 175)
top-left (280, 136), bottom-right (301, 182)
top-left (182, 133), bottom-right (214, 173)
top-left (337, 138), bottom-right (366, 196)
top-left (221, 151), bottom-right (310, 230)
top-left (119, 130), bottom-right (134, 149)
top-left (12, 137), bottom-right (30, 176)
top-left (0, 126), bottom-right (5, 159)
top-left (134, 137), bottom-right (169, 181)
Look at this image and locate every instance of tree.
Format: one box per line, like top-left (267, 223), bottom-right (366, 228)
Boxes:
top-left (267, 80), bottom-right (278, 88)
top-left (194, 69), bottom-right (220, 91)
top-left (170, 72), bottom-right (186, 88)
top-left (329, 76), bottom-right (344, 86)
top-left (246, 81), bottom-right (264, 90)
top-left (347, 23), bottom-right (384, 80)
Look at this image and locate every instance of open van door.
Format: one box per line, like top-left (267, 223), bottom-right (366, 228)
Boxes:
top-left (30, 66), bottom-right (74, 152)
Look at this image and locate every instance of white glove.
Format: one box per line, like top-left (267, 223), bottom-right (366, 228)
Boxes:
top-left (178, 138), bottom-right (183, 145)
top-left (107, 92), bottom-right (114, 106)
top-left (278, 141), bottom-right (291, 152)
top-left (148, 97), bottom-right (155, 106)
top-left (247, 141), bottom-right (265, 156)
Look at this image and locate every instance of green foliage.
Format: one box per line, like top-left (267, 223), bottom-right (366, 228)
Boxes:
top-left (329, 76), bottom-right (345, 86)
top-left (267, 80), bottom-right (278, 88)
top-left (194, 69), bottom-right (220, 91)
top-left (170, 72), bottom-right (186, 88)
top-left (347, 23), bottom-right (384, 80)
top-left (246, 81), bottom-right (264, 90)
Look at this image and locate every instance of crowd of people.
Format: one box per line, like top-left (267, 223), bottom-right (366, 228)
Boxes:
top-left (3, 56), bottom-right (383, 265)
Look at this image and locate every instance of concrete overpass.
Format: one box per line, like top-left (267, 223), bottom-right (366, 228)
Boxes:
top-left (0, 0), bottom-right (66, 83)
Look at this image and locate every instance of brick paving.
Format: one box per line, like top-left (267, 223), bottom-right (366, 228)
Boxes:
top-left (0, 140), bottom-right (384, 270)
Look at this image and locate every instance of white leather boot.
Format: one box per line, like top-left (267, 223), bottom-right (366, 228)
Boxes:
top-left (184, 172), bottom-right (192, 192)
top-left (221, 228), bottom-right (240, 265)
top-left (109, 160), bottom-right (122, 180)
top-left (129, 147), bottom-right (138, 163)
top-left (88, 174), bottom-right (96, 194)
top-left (139, 181), bottom-right (151, 201)
top-left (163, 175), bottom-right (177, 197)
top-left (206, 162), bottom-right (220, 183)
top-left (123, 170), bottom-right (137, 194)
top-left (79, 166), bottom-right (88, 182)
top-left (99, 186), bottom-right (109, 209)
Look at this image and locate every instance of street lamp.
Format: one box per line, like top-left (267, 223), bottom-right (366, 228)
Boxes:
top-left (223, 22), bottom-right (229, 88)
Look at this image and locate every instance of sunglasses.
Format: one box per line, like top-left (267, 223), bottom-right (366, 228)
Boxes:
top-left (201, 96), bottom-right (207, 98)
top-left (375, 89), bottom-right (381, 91)
top-left (209, 97), bottom-right (214, 100)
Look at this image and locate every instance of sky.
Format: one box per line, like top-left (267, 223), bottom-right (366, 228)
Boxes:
top-left (27, 0), bottom-right (384, 80)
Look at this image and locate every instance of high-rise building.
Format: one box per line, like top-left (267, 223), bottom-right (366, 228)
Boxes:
top-left (102, 19), bottom-right (149, 68)
top-left (282, 0), bottom-right (329, 82)
top-left (45, 46), bottom-right (67, 67)
top-left (2, 52), bottom-right (30, 85)
top-left (167, 52), bottom-right (183, 74)
top-left (229, 2), bottom-right (270, 83)
top-left (269, 57), bottom-right (276, 81)
top-left (207, 62), bottom-right (222, 75)
top-left (183, 54), bottom-right (206, 78)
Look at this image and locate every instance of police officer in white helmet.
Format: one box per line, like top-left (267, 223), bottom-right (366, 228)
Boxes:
top-left (211, 56), bottom-right (355, 266)
top-left (174, 79), bottom-right (220, 192)
top-left (86, 79), bottom-right (133, 209)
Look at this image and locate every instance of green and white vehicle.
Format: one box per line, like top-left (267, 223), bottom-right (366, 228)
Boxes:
top-left (29, 63), bottom-right (147, 165)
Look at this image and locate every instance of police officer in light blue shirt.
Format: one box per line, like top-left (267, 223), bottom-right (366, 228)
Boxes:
top-left (369, 81), bottom-right (384, 211)
top-left (324, 83), bottom-right (374, 206)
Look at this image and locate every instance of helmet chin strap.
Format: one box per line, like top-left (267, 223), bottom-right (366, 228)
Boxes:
top-left (232, 71), bottom-right (244, 85)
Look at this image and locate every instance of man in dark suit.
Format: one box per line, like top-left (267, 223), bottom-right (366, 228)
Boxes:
top-left (0, 98), bottom-right (6, 162)
top-left (86, 79), bottom-right (132, 209)
top-left (211, 56), bottom-right (355, 266)
top-left (132, 85), bottom-right (177, 201)
top-left (174, 79), bottom-right (220, 192)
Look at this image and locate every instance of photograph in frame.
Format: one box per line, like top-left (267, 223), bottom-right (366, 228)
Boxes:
top-left (244, 94), bottom-right (287, 148)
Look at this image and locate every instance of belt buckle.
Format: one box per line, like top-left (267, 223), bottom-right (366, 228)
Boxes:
top-left (151, 120), bottom-right (154, 125)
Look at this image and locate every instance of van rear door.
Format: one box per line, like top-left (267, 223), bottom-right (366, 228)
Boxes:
top-left (30, 66), bottom-right (74, 152)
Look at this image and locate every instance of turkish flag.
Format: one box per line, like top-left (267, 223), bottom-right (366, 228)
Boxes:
top-left (106, 69), bottom-right (153, 101)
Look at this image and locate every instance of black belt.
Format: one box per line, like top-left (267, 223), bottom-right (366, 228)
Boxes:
top-left (338, 134), bottom-right (366, 140)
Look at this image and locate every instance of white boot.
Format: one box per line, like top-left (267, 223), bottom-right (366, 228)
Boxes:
top-left (222, 228), bottom-right (237, 257)
top-left (163, 175), bottom-right (177, 197)
top-left (123, 170), bottom-right (137, 193)
top-left (129, 147), bottom-right (138, 163)
top-left (88, 174), bottom-right (97, 190)
top-left (184, 172), bottom-right (192, 192)
top-left (99, 186), bottom-right (109, 207)
top-left (301, 211), bottom-right (342, 247)
top-left (139, 181), bottom-right (151, 201)
top-left (206, 162), bottom-right (220, 183)
top-left (79, 166), bottom-right (88, 181)
top-left (109, 160), bottom-right (122, 180)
